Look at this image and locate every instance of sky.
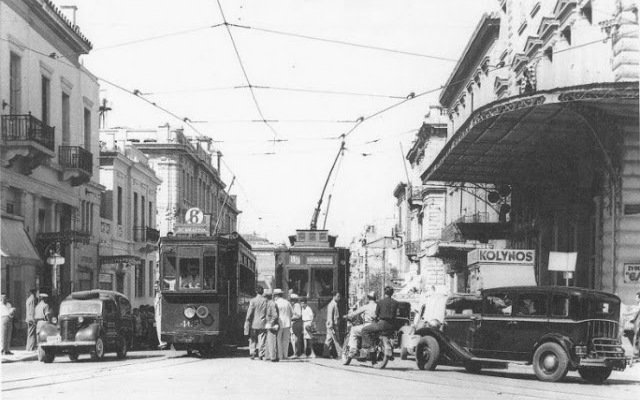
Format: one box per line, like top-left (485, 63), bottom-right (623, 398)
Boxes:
top-left (67, 0), bottom-right (497, 246)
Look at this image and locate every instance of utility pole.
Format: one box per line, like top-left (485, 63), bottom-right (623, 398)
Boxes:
top-left (382, 246), bottom-right (386, 290)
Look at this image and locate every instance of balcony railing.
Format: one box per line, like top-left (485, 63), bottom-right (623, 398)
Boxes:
top-left (133, 226), bottom-right (160, 242)
top-left (1, 114), bottom-right (55, 151)
top-left (455, 212), bottom-right (489, 224)
top-left (59, 146), bottom-right (92, 174)
top-left (404, 240), bottom-right (421, 257)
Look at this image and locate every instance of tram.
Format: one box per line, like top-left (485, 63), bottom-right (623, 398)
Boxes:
top-left (275, 229), bottom-right (349, 349)
top-left (158, 225), bottom-right (256, 356)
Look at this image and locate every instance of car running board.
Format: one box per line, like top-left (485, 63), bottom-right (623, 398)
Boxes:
top-left (468, 357), bottom-right (523, 368)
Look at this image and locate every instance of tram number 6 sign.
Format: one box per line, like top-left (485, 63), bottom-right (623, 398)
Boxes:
top-left (185, 208), bottom-right (204, 225)
top-left (624, 263), bottom-right (640, 283)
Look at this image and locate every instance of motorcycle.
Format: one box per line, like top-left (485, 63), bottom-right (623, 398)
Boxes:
top-left (341, 314), bottom-right (394, 369)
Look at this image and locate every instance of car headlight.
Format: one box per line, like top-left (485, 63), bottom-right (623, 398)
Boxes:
top-left (184, 306), bottom-right (196, 319)
top-left (51, 317), bottom-right (58, 324)
top-left (77, 316), bottom-right (84, 324)
top-left (196, 306), bottom-right (209, 319)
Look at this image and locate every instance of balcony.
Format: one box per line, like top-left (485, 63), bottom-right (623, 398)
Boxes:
top-left (133, 226), bottom-right (160, 243)
top-left (59, 146), bottom-right (93, 186)
top-left (404, 240), bottom-right (421, 259)
top-left (408, 185), bottom-right (424, 210)
top-left (1, 114), bottom-right (55, 174)
top-left (441, 212), bottom-right (511, 244)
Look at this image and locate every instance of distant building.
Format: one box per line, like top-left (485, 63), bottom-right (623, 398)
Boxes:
top-left (242, 233), bottom-right (279, 290)
top-left (98, 139), bottom-right (161, 307)
top-left (100, 126), bottom-right (240, 236)
top-left (1, 0), bottom-right (101, 342)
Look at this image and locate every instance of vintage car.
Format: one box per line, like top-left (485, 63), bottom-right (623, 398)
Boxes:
top-left (38, 290), bottom-right (134, 363)
top-left (398, 293), bottom-right (482, 359)
top-left (414, 286), bottom-right (629, 383)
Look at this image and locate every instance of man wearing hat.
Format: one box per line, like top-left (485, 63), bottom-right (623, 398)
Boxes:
top-left (34, 292), bottom-right (51, 342)
top-left (264, 289), bottom-right (279, 361)
top-left (274, 288), bottom-right (293, 360)
top-left (346, 291), bottom-right (377, 358)
top-left (244, 286), bottom-right (267, 360)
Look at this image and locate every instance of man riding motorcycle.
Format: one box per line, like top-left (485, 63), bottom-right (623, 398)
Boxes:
top-left (362, 286), bottom-right (399, 363)
top-left (345, 291), bottom-right (377, 358)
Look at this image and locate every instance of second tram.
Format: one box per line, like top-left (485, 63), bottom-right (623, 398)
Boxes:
top-left (158, 232), bottom-right (256, 356)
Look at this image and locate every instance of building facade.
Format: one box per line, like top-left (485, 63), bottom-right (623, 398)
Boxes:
top-left (1, 0), bottom-right (101, 341)
top-left (242, 233), bottom-right (279, 290)
top-left (421, 1), bottom-right (639, 303)
top-left (99, 139), bottom-right (161, 308)
top-left (100, 126), bottom-right (240, 237)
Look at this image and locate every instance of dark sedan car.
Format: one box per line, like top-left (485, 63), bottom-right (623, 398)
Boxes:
top-left (38, 290), bottom-right (134, 363)
top-left (414, 286), bottom-right (629, 383)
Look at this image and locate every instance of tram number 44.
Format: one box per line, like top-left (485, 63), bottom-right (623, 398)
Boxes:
top-left (181, 319), bottom-right (201, 328)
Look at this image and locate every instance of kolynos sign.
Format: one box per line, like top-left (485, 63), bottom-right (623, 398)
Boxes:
top-left (467, 249), bottom-right (536, 292)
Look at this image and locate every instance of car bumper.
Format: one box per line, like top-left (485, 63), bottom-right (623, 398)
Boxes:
top-left (39, 340), bottom-right (97, 351)
top-left (578, 357), bottom-right (627, 370)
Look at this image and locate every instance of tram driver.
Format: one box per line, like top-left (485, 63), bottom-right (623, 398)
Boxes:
top-left (180, 262), bottom-right (201, 289)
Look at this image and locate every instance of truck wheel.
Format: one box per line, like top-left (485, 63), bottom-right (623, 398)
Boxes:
top-left (91, 336), bottom-right (106, 361)
top-left (578, 367), bottom-right (612, 384)
top-left (43, 349), bottom-right (55, 363)
top-left (116, 337), bottom-right (128, 359)
top-left (532, 342), bottom-right (569, 382)
top-left (416, 336), bottom-right (439, 371)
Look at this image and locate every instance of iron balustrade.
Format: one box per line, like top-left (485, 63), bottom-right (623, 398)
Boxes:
top-left (1, 114), bottom-right (55, 150)
top-left (133, 226), bottom-right (160, 242)
top-left (404, 240), bottom-right (421, 256)
top-left (58, 146), bottom-right (92, 174)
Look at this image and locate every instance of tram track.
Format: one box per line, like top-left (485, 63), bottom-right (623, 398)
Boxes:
top-left (307, 359), bottom-right (640, 400)
top-left (2, 354), bottom-right (205, 392)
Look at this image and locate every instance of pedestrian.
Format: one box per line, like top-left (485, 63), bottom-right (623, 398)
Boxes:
top-left (290, 293), bottom-right (303, 357)
top-left (323, 291), bottom-right (342, 358)
top-left (264, 289), bottom-right (279, 362)
top-left (244, 286), bottom-right (267, 360)
top-left (34, 292), bottom-right (51, 342)
top-left (274, 288), bottom-right (293, 360)
top-left (1, 293), bottom-right (16, 355)
top-left (301, 297), bottom-right (316, 358)
top-left (25, 288), bottom-right (37, 351)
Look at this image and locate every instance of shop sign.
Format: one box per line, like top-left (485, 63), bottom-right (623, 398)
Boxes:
top-left (467, 249), bottom-right (535, 266)
top-left (624, 263), bottom-right (640, 283)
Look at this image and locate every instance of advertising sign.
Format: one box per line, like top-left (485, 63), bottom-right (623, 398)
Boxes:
top-left (548, 252), bottom-right (577, 272)
top-left (306, 256), bottom-right (334, 265)
top-left (624, 263), bottom-right (640, 283)
top-left (467, 249), bottom-right (535, 266)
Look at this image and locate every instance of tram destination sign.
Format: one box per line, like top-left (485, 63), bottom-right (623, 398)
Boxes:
top-left (174, 208), bottom-right (211, 235)
top-left (467, 249), bottom-right (535, 265)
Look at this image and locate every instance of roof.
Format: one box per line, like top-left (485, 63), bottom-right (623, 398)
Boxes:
top-left (481, 286), bottom-right (621, 300)
top-left (66, 290), bottom-right (128, 301)
top-left (439, 13), bottom-right (500, 108)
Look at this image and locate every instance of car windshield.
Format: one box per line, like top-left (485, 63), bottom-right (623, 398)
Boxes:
top-left (59, 300), bottom-right (102, 316)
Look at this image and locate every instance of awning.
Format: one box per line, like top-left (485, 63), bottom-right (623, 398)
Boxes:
top-left (422, 82), bottom-right (639, 184)
top-left (1, 218), bottom-right (42, 265)
top-left (99, 255), bottom-right (142, 266)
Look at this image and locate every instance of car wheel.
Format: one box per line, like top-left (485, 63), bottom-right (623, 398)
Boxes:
top-left (37, 346), bottom-right (45, 362)
top-left (116, 337), bottom-right (128, 359)
top-left (186, 347), bottom-right (193, 356)
top-left (200, 344), bottom-right (215, 358)
top-left (91, 336), bottom-right (106, 361)
top-left (415, 336), bottom-right (439, 371)
top-left (43, 349), bottom-right (55, 364)
top-left (532, 342), bottom-right (569, 382)
top-left (373, 337), bottom-right (390, 370)
top-left (578, 367), bottom-right (612, 384)
top-left (341, 335), bottom-right (352, 365)
top-left (464, 361), bottom-right (482, 374)
top-left (68, 351), bottom-right (79, 362)
top-left (400, 346), bottom-right (409, 360)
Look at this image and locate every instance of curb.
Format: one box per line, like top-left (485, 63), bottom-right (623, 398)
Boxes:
top-left (1, 352), bottom-right (39, 363)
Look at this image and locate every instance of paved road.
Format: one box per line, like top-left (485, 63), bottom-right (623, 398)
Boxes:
top-left (2, 349), bottom-right (639, 400)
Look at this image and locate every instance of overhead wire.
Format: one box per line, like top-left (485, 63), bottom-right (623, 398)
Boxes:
top-left (92, 24), bottom-right (223, 51)
top-left (215, 0), bottom-right (280, 140)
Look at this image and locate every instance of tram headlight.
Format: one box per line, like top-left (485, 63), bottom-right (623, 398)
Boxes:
top-left (184, 306), bottom-right (197, 319)
top-left (196, 305), bottom-right (209, 319)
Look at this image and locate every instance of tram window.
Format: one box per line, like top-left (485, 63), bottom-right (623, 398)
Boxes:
top-left (179, 258), bottom-right (201, 289)
top-left (162, 255), bottom-right (177, 290)
top-left (312, 268), bottom-right (333, 297)
top-left (203, 255), bottom-right (216, 290)
top-left (288, 269), bottom-right (309, 297)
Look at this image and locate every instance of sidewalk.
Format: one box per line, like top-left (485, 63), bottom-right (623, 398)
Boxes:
top-left (0, 348), bottom-right (38, 364)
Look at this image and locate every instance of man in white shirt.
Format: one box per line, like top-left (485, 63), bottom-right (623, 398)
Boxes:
top-left (346, 291), bottom-right (377, 358)
top-left (274, 288), bottom-right (293, 360)
top-left (1, 294), bottom-right (16, 355)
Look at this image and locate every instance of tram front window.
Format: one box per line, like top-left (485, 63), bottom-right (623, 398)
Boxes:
top-left (179, 258), bottom-right (201, 289)
top-left (162, 255), bottom-right (177, 290)
top-left (312, 268), bottom-right (333, 297)
top-left (203, 255), bottom-right (216, 290)
top-left (288, 269), bottom-right (309, 297)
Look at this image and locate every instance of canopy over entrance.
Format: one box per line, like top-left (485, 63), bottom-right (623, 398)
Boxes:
top-left (422, 82), bottom-right (638, 184)
top-left (1, 218), bottom-right (41, 265)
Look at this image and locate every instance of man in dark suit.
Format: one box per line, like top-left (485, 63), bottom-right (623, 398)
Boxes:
top-left (245, 286), bottom-right (267, 360)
